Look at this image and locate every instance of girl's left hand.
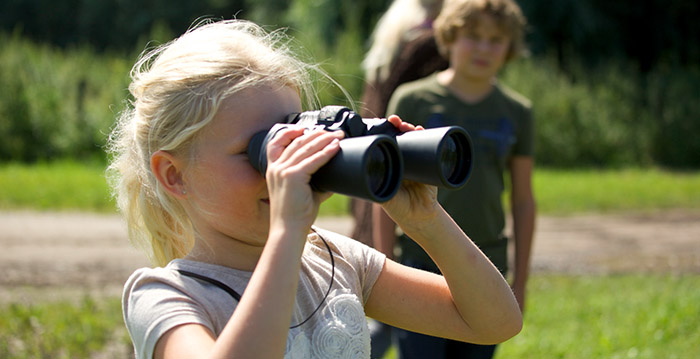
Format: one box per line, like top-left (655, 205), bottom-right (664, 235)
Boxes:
top-left (379, 115), bottom-right (441, 229)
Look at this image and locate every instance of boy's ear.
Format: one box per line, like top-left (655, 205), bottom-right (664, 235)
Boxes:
top-left (151, 150), bottom-right (187, 198)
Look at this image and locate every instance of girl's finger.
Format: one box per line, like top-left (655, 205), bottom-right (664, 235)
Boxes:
top-left (272, 129), bottom-right (343, 165)
top-left (288, 137), bottom-right (341, 177)
top-left (286, 131), bottom-right (343, 165)
top-left (265, 126), bottom-right (306, 162)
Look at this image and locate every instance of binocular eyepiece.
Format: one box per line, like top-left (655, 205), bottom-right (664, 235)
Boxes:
top-left (248, 106), bottom-right (472, 202)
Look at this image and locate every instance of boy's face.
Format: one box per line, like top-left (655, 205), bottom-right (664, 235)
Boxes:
top-left (448, 14), bottom-right (511, 82)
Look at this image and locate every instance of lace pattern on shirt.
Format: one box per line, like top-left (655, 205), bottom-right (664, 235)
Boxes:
top-left (285, 289), bottom-right (370, 359)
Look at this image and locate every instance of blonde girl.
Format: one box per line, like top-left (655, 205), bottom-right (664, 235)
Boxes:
top-left (108, 19), bottom-right (521, 359)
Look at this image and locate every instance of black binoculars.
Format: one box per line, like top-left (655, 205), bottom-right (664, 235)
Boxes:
top-left (248, 106), bottom-right (472, 202)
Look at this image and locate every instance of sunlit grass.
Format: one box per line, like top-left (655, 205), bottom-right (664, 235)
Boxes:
top-left (1, 162), bottom-right (698, 358)
top-left (5, 275), bottom-right (689, 358)
top-left (327, 167), bottom-right (700, 217)
top-left (532, 168), bottom-right (700, 214)
top-left (377, 275), bottom-right (700, 359)
top-left (494, 275), bottom-right (700, 359)
top-left (0, 296), bottom-right (130, 358)
top-left (0, 161), bottom-right (114, 212)
top-left (1, 162), bottom-right (699, 216)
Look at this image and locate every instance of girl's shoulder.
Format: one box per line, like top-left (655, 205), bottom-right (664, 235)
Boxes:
top-left (123, 265), bottom-right (180, 295)
top-left (308, 227), bottom-right (382, 262)
top-left (123, 259), bottom-right (252, 301)
top-left (122, 259), bottom-right (248, 357)
top-left (307, 227), bottom-right (386, 300)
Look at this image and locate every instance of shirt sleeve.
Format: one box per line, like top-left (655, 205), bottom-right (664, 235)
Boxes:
top-left (314, 228), bottom-right (386, 305)
top-left (513, 104), bottom-right (535, 157)
top-left (353, 239), bottom-right (387, 304)
top-left (122, 268), bottom-right (215, 359)
top-left (386, 83), bottom-right (416, 120)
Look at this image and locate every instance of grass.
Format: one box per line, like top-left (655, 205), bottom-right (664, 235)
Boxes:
top-left (532, 168), bottom-right (700, 214)
top-left (0, 162), bottom-right (698, 357)
top-left (0, 161), bottom-right (114, 212)
top-left (1, 162), bottom-right (699, 216)
top-left (328, 167), bottom-right (700, 216)
top-left (375, 275), bottom-right (700, 359)
top-left (1, 275), bottom-right (696, 358)
top-left (0, 296), bottom-right (130, 358)
top-left (494, 275), bottom-right (700, 359)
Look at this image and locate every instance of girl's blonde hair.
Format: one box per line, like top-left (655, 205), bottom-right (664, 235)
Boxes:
top-left (362, 0), bottom-right (444, 84)
top-left (434, 0), bottom-right (527, 61)
top-left (107, 20), bottom-right (322, 267)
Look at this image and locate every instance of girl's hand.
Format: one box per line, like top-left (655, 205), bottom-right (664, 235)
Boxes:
top-left (264, 126), bottom-right (344, 233)
top-left (380, 115), bottom-right (441, 230)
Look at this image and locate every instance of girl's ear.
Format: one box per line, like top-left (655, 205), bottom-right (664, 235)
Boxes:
top-left (151, 150), bottom-right (187, 198)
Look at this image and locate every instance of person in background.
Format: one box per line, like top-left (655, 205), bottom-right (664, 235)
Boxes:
top-left (107, 19), bottom-right (522, 359)
top-left (353, 0), bottom-right (447, 253)
top-left (374, 0), bottom-right (536, 357)
top-left (352, 2), bottom-right (448, 357)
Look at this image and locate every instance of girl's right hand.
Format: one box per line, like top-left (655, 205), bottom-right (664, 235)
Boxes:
top-left (264, 126), bottom-right (345, 235)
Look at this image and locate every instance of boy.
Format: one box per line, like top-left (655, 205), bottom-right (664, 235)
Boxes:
top-left (373, 0), bottom-right (536, 358)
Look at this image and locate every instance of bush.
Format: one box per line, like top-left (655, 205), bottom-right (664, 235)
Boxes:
top-left (646, 66), bottom-right (700, 168)
top-left (1, 32), bottom-right (698, 169)
top-left (0, 34), bottom-right (131, 162)
top-left (501, 57), bottom-right (699, 168)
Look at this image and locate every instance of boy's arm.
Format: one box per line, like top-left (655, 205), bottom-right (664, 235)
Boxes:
top-left (509, 155), bottom-right (536, 311)
top-left (372, 203), bottom-right (396, 259)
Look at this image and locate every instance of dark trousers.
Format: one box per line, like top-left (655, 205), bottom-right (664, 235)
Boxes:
top-left (391, 258), bottom-right (499, 359)
top-left (396, 328), bottom-right (496, 359)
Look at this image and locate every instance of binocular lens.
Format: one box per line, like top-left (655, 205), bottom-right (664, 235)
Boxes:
top-left (366, 144), bottom-right (393, 196)
top-left (312, 134), bottom-right (402, 202)
top-left (440, 136), bottom-right (459, 181)
top-left (396, 126), bottom-right (472, 189)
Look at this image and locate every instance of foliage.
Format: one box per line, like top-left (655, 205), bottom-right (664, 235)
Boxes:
top-left (501, 57), bottom-right (700, 168)
top-left (1, 1), bottom-right (699, 168)
top-left (645, 66), bottom-right (700, 168)
top-left (0, 33), bottom-right (131, 162)
top-left (4, 0), bottom-right (698, 74)
top-left (518, 0), bottom-right (700, 72)
top-left (0, 0), bottom-right (247, 52)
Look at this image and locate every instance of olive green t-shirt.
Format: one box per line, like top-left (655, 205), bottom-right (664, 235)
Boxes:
top-left (387, 74), bottom-right (534, 273)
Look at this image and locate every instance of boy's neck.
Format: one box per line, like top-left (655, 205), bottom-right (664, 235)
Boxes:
top-left (437, 69), bottom-right (496, 104)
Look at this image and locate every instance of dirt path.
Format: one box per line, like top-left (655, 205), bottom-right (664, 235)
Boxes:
top-left (1, 209), bottom-right (698, 302)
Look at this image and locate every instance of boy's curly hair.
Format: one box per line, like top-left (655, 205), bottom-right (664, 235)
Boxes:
top-left (434, 0), bottom-right (527, 61)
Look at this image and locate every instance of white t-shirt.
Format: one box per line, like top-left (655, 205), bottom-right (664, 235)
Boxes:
top-left (122, 227), bottom-right (386, 359)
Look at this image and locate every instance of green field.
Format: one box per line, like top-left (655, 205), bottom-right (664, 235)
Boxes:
top-left (0, 296), bottom-right (129, 358)
top-left (1, 162), bottom-right (698, 215)
top-left (1, 163), bottom-right (699, 358)
top-left (494, 275), bottom-right (700, 359)
top-left (0, 161), bottom-right (114, 212)
top-left (1, 275), bottom-right (697, 358)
